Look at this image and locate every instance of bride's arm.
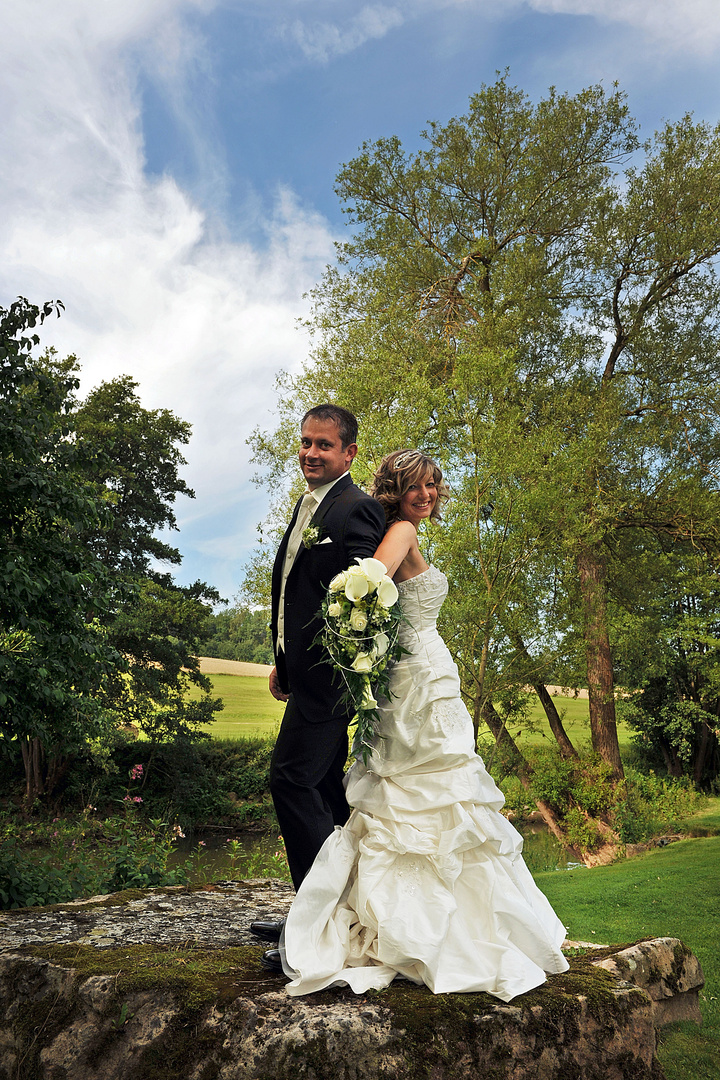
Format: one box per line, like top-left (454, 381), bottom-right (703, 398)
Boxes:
top-left (373, 521), bottom-right (416, 579)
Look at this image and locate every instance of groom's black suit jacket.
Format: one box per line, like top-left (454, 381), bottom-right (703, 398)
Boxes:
top-left (271, 474), bottom-right (386, 723)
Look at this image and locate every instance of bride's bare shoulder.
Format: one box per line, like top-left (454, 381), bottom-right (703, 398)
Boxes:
top-left (374, 519), bottom-right (418, 577)
top-left (385, 520), bottom-right (416, 540)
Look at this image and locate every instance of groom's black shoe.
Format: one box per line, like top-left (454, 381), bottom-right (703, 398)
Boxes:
top-left (249, 919), bottom-right (285, 942)
top-left (260, 948), bottom-right (283, 974)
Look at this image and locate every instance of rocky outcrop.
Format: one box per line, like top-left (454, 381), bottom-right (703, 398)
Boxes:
top-left (0, 883), bottom-right (704, 1080)
top-left (593, 937), bottom-right (704, 1027)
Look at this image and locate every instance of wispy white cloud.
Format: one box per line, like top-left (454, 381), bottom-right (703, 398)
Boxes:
top-left (0, 0), bottom-right (336, 598)
top-left (437, 0), bottom-right (720, 55)
top-left (282, 4), bottom-right (405, 63)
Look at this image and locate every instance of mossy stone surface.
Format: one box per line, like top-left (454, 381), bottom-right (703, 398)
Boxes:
top-left (2, 886), bottom-right (700, 1080)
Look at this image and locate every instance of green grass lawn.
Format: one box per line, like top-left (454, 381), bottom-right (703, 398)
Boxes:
top-left (193, 675), bottom-right (284, 738)
top-left (684, 800), bottom-right (720, 835)
top-left (538, 835), bottom-right (720, 1080)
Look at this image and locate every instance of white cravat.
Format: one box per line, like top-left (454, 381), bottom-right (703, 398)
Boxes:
top-left (276, 492), bottom-right (316, 652)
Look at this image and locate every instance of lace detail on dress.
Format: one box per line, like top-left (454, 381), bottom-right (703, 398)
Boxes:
top-left (424, 697), bottom-right (468, 739)
top-left (396, 566), bottom-right (434, 591)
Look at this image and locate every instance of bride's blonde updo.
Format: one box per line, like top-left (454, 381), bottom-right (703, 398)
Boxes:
top-left (370, 449), bottom-right (449, 525)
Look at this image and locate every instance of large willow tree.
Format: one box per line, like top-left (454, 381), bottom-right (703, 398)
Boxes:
top-left (251, 77), bottom-right (720, 781)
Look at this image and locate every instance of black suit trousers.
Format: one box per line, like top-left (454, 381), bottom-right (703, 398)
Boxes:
top-left (269, 693), bottom-right (351, 890)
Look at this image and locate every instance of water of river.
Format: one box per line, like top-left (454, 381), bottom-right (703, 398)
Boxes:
top-left (172, 818), bottom-right (581, 884)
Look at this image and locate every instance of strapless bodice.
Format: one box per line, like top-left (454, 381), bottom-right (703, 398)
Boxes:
top-left (396, 565), bottom-right (447, 644)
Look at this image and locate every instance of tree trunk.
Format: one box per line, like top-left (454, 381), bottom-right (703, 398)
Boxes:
top-left (475, 697), bottom-right (525, 775)
top-left (477, 699), bottom-right (577, 851)
top-left (659, 739), bottom-right (683, 778)
top-left (693, 722), bottom-right (718, 786)
top-left (510, 631), bottom-right (579, 759)
top-left (576, 544), bottom-right (624, 779)
top-left (45, 752), bottom-right (71, 800)
top-left (535, 684), bottom-right (580, 759)
top-left (21, 736), bottom-right (46, 806)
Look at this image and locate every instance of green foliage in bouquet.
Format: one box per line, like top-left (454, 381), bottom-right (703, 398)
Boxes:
top-left (318, 558), bottom-right (407, 762)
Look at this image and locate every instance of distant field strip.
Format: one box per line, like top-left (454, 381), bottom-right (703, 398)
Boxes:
top-left (197, 657), bottom-right (272, 677)
top-left (190, 673), bottom-right (284, 738)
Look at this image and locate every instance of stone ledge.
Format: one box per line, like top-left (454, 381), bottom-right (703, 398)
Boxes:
top-left (592, 937), bottom-right (704, 1026)
top-left (0, 880), bottom-right (294, 952)
top-left (0, 884), bottom-right (704, 1080)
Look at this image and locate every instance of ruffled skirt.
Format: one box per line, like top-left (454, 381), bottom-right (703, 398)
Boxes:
top-left (280, 629), bottom-right (569, 1000)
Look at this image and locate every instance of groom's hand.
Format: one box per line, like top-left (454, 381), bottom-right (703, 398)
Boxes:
top-left (269, 666), bottom-right (290, 702)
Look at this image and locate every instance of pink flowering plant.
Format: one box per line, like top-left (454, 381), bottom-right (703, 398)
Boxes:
top-left (319, 557), bottom-right (407, 763)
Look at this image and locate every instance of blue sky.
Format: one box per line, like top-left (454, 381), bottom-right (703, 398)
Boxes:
top-left (2, 0), bottom-right (720, 604)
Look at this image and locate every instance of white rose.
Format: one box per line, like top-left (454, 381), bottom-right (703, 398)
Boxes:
top-left (377, 576), bottom-right (399, 607)
top-left (329, 571), bottom-right (348, 592)
top-left (349, 607), bottom-right (368, 632)
top-left (355, 557), bottom-right (387, 588)
top-left (374, 631), bottom-right (390, 657)
top-left (327, 601), bottom-right (343, 618)
top-left (345, 566), bottom-right (370, 601)
top-left (351, 652), bottom-right (375, 674)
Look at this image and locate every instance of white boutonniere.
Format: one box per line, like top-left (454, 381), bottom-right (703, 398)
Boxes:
top-left (302, 523), bottom-right (322, 549)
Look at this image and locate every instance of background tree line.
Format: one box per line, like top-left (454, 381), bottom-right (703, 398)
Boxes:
top-left (247, 76), bottom-right (720, 848)
top-left (201, 606), bottom-right (273, 665)
top-left (0, 298), bottom-right (222, 805)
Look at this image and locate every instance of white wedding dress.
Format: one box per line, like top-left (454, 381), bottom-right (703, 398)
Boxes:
top-left (280, 566), bottom-right (569, 1000)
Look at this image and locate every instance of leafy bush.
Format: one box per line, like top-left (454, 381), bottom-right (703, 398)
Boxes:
top-left (0, 838), bottom-right (103, 908)
top-left (0, 809), bottom-right (188, 910)
top-left (562, 807), bottom-right (605, 852)
top-left (496, 747), bottom-right (705, 854)
top-left (614, 768), bottom-right (704, 844)
top-left (499, 775), bottom-right (533, 819)
top-left (523, 750), bottom-right (577, 814)
top-left (523, 748), bottom-right (616, 819)
top-left (49, 737), bottom-right (277, 829)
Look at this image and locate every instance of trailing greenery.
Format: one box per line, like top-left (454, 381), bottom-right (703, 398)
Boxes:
top-left (0, 810), bottom-right (295, 910)
top-left (0, 742), bottom-right (293, 909)
top-left (3, 738), bottom-right (715, 911)
top-left (0, 810), bottom-right (188, 910)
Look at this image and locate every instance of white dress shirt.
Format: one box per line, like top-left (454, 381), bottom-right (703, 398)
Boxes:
top-left (276, 472), bottom-right (349, 652)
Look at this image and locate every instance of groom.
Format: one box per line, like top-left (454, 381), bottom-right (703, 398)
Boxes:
top-left (250, 404), bottom-right (385, 968)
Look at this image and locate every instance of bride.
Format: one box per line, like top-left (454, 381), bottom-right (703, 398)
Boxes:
top-left (279, 449), bottom-right (569, 1000)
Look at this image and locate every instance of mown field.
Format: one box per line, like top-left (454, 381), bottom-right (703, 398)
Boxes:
top-left (194, 674), bottom-right (285, 738)
top-left (193, 672), bottom-right (636, 751)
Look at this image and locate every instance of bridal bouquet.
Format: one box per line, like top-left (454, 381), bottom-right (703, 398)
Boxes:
top-left (319, 557), bottom-right (406, 763)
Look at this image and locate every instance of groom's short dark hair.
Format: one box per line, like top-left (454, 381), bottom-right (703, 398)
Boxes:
top-left (301, 404), bottom-right (358, 449)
